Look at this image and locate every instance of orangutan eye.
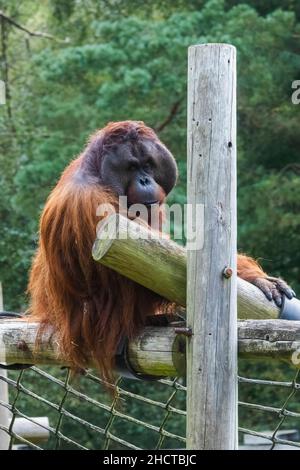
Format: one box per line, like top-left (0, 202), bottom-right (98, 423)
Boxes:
top-left (127, 160), bottom-right (139, 171)
top-left (144, 159), bottom-right (154, 171)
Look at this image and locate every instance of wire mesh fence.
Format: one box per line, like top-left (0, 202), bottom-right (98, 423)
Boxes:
top-left (0, 366), bottom-right (186, 450)
top-left (1, 360), bottom-right (300, 449)
top-left (238, 363), bottom-right (300, 450)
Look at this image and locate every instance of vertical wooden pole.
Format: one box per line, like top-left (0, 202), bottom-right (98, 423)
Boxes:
top-left (186, 44), bottom-right (237, 449)
top-left (0, 283), bottom-right (10, 449)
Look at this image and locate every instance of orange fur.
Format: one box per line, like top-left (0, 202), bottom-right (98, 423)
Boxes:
top-left (27, 120), bottom-right (267, 382)
top-left (28, 122), bottom-right (167, 381)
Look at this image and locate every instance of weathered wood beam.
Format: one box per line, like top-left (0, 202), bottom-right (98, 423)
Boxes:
top-left (93, 213), bottom-right (186, 306)
top-left (13, 417), bottom-right (50, 444)
top-left (1, 319), bottom-right (299, 377)
top-left (186, 43), bottom-right (238, 450)
top-left (0, 319), bottom-right (186, 377)
top-left (93, 213), bottom-right (280, 321)
top-left (0, 283), bottom-right (9, 450)
top-left (239, 320), bottom-right (300, 364)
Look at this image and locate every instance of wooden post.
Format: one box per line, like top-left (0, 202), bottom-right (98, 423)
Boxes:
top-left (0, 283), bottom-right (10, 449)
top-left (186, 44), bottom-right (237, 449)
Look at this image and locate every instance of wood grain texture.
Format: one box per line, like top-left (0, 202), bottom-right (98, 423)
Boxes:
top-left (237, 278), bottom-right (278, 319)
top-left (186, 44), bottom-right (237, 450)
top-left (0, 319), bottom-right (185, 377)
top-left (239, 320), bottom-right (300, 363)
top-left (0, 319), bottom-right (299, 371)
top-left (0, 283), bottom-right (10, 450)
top-left (93, 213), bottom-right (186, 306)
top-left (93, 216), bottom-right (280, 320)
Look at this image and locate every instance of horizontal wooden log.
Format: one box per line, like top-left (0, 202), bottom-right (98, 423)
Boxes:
top-left (93, 213), bottom-right (186, 306)
top-left (1, 319), bottom-right (300, 376)
top-left (93, 214), bottom-right (280, 320)
top-left (238, 319), bottom-right (300, 364)
top-left (0, 319), bottom-right (186, 377)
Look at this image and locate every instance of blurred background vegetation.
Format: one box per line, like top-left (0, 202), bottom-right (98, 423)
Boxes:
top-left (0, 0), bottom-right (300, 449)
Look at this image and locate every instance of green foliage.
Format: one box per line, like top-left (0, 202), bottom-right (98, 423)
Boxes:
top-left (0, 0), bottom-right (299, 447)
top-left (239, 171), bottom-right (300, 293)
top-left (2, 0), bottom-right (298, 308)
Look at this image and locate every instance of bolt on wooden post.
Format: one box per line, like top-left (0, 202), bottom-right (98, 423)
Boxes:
top-left (186, 44), bottom-right (238, 449)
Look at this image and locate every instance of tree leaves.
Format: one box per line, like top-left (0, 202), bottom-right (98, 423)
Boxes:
top-left (0, 0), bottom-right (299, 306)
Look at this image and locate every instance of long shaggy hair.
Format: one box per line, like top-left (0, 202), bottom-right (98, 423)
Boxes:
top-left (28, 121), bottom-right (168, 381)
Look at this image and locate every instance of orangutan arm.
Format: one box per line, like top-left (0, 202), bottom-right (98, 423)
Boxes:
top-left (237, 254), bottom-right (295, 307)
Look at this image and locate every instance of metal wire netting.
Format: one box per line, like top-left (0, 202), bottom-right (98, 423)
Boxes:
top-left (0, 366), bottom-right (186, 450)
top-left (1, 362), bottom-right (300, 449)
top-left (238, 364), bottom-right (300, 450)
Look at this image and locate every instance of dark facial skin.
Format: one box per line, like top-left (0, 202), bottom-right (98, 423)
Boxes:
top-left (100, 138), bottom-right (178, 207)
